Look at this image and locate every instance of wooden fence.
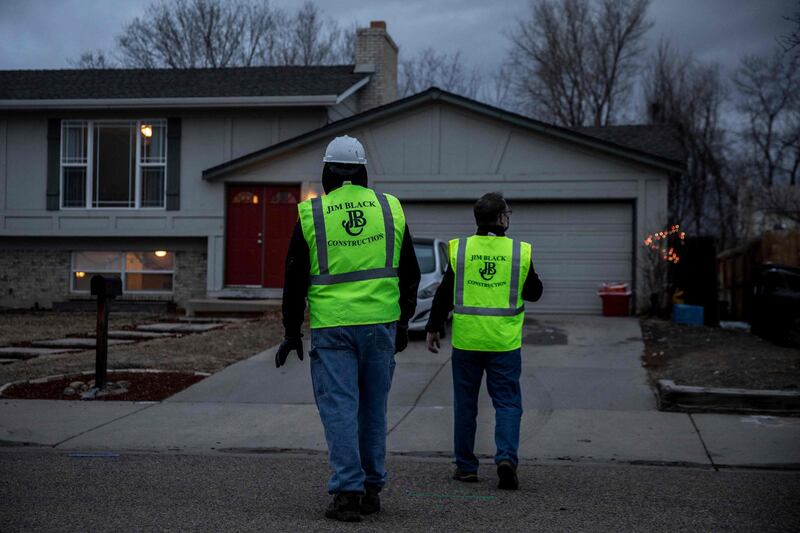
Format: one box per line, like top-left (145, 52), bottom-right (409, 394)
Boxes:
top-left (717, 230), bottom-right (800, 321)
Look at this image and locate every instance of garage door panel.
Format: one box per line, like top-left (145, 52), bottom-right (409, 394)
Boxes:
top-left (533, 233), bottom-right (631, 252)
top-left (534, 259), bottom-right (631, 281)
top-left (403, 201), bottom-right (633, 314)
top-left (536, 284), bottom-right (605, 313)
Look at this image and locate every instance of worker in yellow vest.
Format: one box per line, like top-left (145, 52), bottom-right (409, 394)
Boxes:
top-left (276, 135), bottom-right (420, 522)
top-left (425, 192), bottom-right (543, 490)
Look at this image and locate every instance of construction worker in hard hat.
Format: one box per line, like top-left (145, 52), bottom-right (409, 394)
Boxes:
top-left (425, 192), bottom-right (543, 490)
top-left (276, 135), bottom-right (421, 522)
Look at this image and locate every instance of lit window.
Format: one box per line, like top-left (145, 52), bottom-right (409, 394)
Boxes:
top-left (232, 191), bottom-right (258, 204)
top-left (61, 120), bottom-right (167, 209)
top-left (71, 251), bottom-right (174, 294)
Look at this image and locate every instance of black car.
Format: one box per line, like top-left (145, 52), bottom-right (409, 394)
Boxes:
top-left (751, 264), bottom-right (800, 346)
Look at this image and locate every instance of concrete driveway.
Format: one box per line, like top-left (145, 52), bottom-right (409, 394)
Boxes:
top-left (6, 314), bottom-right (799, 468)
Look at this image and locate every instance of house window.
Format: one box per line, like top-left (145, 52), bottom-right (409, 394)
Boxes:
top-left (61, 120), bottom-right (167, 209)
top-left (71, 251), bottom-right (175, 293)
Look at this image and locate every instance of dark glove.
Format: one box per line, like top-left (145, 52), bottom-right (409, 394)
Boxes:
top-left (275, 335), bottom-right (304, 368)
top-left (395, 324), bottom-right (409, 354)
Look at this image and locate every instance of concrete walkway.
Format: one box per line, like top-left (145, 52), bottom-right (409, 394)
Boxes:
top-left (1, 315), bottom-right (799, 468)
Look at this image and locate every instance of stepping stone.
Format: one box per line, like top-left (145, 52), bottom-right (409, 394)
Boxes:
top-left (136, 323), bottom-right (225, 333)
top-left (30, 338), bottom-right (135, 349)
top-left (0, 347), bottom-right (82, 359)
top-left (103, 330), bottom-right (175, 340)
top-left (178, 317), bottom-right (245, 324)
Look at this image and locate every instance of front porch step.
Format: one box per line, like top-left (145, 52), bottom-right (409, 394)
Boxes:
top-left (183, 298), bottom-right (280, 317)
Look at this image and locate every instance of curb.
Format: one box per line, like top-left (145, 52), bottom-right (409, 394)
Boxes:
top-left (0, 369), bottom-right (212, 397)
top-left (656, 379), bottom-right (800, 415)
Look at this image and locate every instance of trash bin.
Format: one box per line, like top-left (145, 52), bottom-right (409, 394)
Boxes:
top-left (672, 303), bottom-right (704, 326)
top-left (597, 282), bottom-right (631, 317)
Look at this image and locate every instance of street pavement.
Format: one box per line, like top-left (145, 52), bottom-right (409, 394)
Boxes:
top-left (1, 449), bottom-right (798, 532)
top-left (1, 314), bottom-right (799, 531)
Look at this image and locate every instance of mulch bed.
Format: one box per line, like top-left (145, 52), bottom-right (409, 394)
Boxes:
top-left (641, 318), bottom-right (800, 391)
top-left (1, 371), bottom-right (205, 401)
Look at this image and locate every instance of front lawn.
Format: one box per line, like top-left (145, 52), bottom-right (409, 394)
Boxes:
top-left (0, 309), bottom-right (287, 386)
top-left (641, 318), bottom-right (800, 391)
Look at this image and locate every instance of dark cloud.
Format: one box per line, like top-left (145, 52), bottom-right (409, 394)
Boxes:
top-left (646, 0), bottom-right (796, 73)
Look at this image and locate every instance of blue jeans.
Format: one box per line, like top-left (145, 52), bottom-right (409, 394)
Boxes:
top-left (452, 347), bottom-right (522, 472)
top-left (310, 322), bottom-right (397, 494)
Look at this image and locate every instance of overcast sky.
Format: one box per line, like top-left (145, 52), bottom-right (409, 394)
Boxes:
top-left (0, 0), bottom-right (796, 122)
top-left (0, 0), bottom-right (794, 71)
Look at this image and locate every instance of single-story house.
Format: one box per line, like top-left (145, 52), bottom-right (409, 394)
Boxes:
top-left (0, 22), bottom-right (683, 314)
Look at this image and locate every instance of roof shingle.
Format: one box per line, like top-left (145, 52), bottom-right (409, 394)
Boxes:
top-left (0, 65), bottom-right (363, 100)
top-left (574, 124), bottom-right (686, 167)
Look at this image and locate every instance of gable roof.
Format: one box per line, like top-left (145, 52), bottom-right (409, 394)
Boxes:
top-left (0, 65), bottom-right (368, 109)
top-left (203, 87), bottom-right (685, 180)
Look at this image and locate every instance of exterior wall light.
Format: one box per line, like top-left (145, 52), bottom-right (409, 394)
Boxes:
top-left (140, 124), bottom-right (153, 138)
top-left (154, 250), bottom-right (168, 258)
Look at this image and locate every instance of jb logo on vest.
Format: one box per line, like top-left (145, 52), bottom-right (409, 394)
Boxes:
top-left (342, 209), bottom-right (367, 236)
top-left (479, 261), bottom-right (497, 281)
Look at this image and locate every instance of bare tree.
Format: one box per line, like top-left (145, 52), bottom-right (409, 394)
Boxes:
top-left (643, 42), bottom-right (735, 246)
top-left (507, 0), bottom-right (652, 126)
top-left (398, 47), bottom-right (482, 98)
top-left (69, 50), bottom-right (116, 69)
top-left (734, 51), bottom-right (800, 187)
top-left (779, 7), bottom-right (800, 53)
top-left (480, 64), bottom-right (516, 111)
top-left (733, 50), bottom-right (800, 231)
top-left (73, 0), bottom-right (352, 69)
top-left (271, 2), bottom-right (351, 66)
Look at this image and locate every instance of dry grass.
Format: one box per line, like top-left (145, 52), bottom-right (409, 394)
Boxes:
top-left (641, 318), bottom-right (800, 391)
top-left (0, 310), bottom-right (163, 346)
top-left (0, 309), bottom-right (288, 385)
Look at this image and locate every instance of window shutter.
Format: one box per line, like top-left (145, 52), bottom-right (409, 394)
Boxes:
top-left (166, 117), bottom-right (181, 211)
top-left (46, 118), bottom-right (61, 210)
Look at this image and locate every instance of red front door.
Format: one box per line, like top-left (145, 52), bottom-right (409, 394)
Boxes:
top-left (262, 185), bottom-right (301, 288)
top-left (225, 184), bottom-right (300, 287)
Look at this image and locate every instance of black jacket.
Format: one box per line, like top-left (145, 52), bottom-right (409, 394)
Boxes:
top-left (425, 225), bottom-right (544, 333)
top-left (282, 219), bottom-right (421, 338)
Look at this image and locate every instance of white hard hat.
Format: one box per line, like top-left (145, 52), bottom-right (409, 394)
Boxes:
top-left (323, 135), bottom-right (367, 165)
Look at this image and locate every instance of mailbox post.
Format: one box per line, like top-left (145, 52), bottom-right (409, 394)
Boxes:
top-left (90, 275), bottom-right (122, 391)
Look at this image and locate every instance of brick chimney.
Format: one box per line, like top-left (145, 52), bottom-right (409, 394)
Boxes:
top-left (354, 21), bottom-right (398, 112)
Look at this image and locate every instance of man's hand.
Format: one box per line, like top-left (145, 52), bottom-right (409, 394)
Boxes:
top-left (275, 336), bottom-right (304, 368)
top-left (426, 331), bottom-right (441, 353)
top-left (395, 324), bottom-right (409, 354)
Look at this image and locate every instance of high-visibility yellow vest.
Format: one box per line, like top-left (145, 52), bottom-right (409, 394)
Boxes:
top-left (450, 236), bottom-right (532, 351)
top-left (298, 183), bottom-right (405, 329)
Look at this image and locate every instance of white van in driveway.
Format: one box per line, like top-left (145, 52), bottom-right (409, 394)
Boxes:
top-left (409, 237), bottom-right (450, 332)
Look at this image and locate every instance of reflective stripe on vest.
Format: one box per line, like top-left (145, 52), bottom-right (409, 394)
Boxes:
top-left (454, 237), bottom-right (525, 317)
top-left (309, 192), bottom-right (397, 286)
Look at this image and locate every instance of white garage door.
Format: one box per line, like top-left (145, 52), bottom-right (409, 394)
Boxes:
top-left (404, 201), bottom-right (633, 314)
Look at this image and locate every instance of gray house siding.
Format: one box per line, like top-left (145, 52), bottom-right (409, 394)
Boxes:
top-left (212, 101), bottom-right (669, 310)
top-left (0, 106), bottom-right (329, 308)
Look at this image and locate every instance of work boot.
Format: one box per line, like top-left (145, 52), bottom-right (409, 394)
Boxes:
top-left (452, 469), bottom-right (479, 482)
top-left (324, 492), bottom-right (362, 522)
top-left (497, 460), bottom-right (519, 490)
top-left (360, 484), bottom-right (381, 515)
